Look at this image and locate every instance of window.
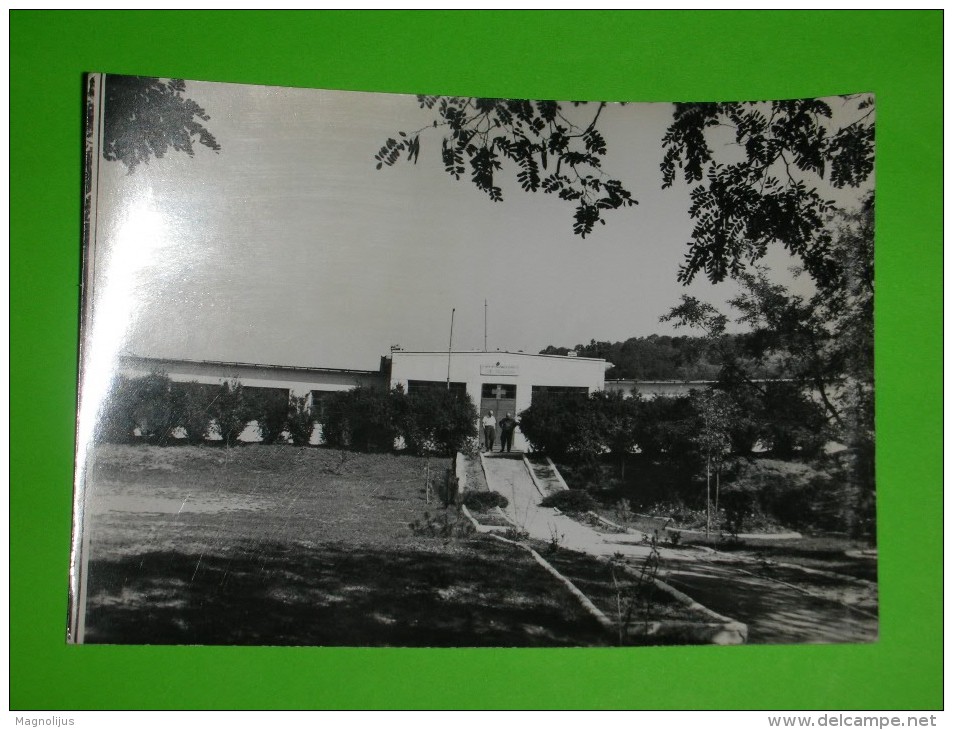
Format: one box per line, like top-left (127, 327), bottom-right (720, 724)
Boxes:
top-left (481, 383), bottom-right (517, 400)
top-left (531, 385), bottom-right (589, 402)
top-left (170, 381), bottom-right (220, 408)
top-left (310, 390), bottom-right (336, 419)
top-left (244, 386), bottom-right (290, 411)
top-left (407, 380), bottom-right (468, 398)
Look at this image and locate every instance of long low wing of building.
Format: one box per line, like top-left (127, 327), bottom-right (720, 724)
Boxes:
top-left (117, 350), bottom-right (612, 451)
top-left (388, 349), bottom-right (609, 451)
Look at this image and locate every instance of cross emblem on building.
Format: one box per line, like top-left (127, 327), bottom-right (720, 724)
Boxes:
top-left (492, 385), bottom-right (506, 399)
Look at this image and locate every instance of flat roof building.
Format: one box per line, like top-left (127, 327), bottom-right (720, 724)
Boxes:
top-left (388, 350), bottom-right (608, 451)
top-left (117, 349), bottom-right (610, 451)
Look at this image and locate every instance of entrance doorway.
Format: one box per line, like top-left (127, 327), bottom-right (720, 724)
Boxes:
top-left (480, 383), bottom-right (517, 451)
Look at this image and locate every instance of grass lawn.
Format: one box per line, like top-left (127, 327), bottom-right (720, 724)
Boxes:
top-left (81, 444), bottom-right (611, 646)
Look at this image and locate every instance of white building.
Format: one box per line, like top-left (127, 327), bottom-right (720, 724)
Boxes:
top-left (388, 350), bottom-right (609, 451)
top-left (117, 354), bottom-right (385, 443)
top-left (117, 349), bottom-right (609, 451)
top-left (118, 354), bottom-right (383, 400)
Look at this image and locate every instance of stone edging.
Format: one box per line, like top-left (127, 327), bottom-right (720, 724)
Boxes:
top-left (612, 559), bottom-right (748, 645)
top-left (477, 451), bottom-right (490, 491)
top-left (486, 532), bottom-right (615, 633)
top-left (630, 511), bottom-right (802, 541)
top-left (544, 456), bottom-right (571, 492)
top-left (521, 455), bottom-right (547, 498)
top-left (454, 452), bottom-right (467, 496)
top-left (693, 543), bottom-right (878, 589)
top-left (586, 510), bottom-right (633, 533)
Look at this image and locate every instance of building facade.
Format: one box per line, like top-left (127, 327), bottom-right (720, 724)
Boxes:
top-left (388, 350), bottom-right (608, 451)
top-left (117, 350), bottom-right (609, 450)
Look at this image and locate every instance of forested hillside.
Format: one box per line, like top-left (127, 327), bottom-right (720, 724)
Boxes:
top-left (540, 334), bottom-right (779, 381)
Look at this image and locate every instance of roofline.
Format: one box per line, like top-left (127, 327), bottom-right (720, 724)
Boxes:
top-left (118, 354), bottom-right (382, 377)
top-left (605, 379), bottom-right (717, 385)
top-left (605, 378), bottom-right (796, 384)
top-left (390, 350), bottom-right (607, 363)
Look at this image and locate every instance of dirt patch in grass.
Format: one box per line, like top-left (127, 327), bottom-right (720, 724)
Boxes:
top-left (82, 444), bottom-right (611, 646)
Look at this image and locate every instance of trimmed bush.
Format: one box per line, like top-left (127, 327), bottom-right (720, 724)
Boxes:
top-left (322, 386), bottom-right (397, 451)
top-left (95, 371), bottom-right (178, 445)
top-left (286, 395), bottom-right (315, 446)
top-left (171, 381), bottom-right (216, 444)
top-left (518, 390), bottom-right (640, 465)
top-left (517, 392), bottom-right (591, 459)
top-left (95, 374), bottom-right (139, 444)
top-left (210, 380), bottom-right (251, 446)
top-left (130, 372), bottom-right (179, 444)
top-left (462, 491), bottom-right (509, 511)
top-left (322, 385), bottom-right (478, 455)
top-left (539, 489), bottom-right (597, 513)
top-left (394, 387), bottom-right (479, 456)
top-left (249, 388), bottom-right (290, 445)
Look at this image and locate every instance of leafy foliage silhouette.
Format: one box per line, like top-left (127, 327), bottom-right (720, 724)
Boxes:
top-left (375, 97), bottom-right (636, 238)
top-left (102, 75), bottom-right (221, 172)
top-left (661, 97), bottom-right (874, 286)
top-left (378, 95), bottom-right (874, 286)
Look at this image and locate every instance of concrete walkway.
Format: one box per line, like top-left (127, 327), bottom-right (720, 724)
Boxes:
top-left (477, 453), bottom-right (878, 644)
top-left (481, 453), bottom-right (661, 560)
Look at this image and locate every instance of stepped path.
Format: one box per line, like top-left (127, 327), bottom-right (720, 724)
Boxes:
top-left (476, 453), bottom-right (878, 644)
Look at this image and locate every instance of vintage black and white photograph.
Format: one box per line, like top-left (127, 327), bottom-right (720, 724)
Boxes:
top-left (70, 74), bottom-right (877, 646)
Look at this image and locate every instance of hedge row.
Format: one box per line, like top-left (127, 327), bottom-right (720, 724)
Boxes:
top-left (322, 385), bottom-right (478, 456)
top-left (96, 372), bottom-right (478, 456)
top-left (95, 372), bottom-right (315, 446)
top-left (519, 386), bottom-right (830, 464)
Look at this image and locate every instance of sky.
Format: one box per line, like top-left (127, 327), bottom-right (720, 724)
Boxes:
top-left (89, 80), bottom-right (868, 372)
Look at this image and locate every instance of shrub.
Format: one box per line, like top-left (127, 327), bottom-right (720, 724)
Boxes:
top-left (395, 387), bottom-right (479, 456)
top-left (727, 456), bottom-right (874, 536)
top-left (462, 491), bottom-right (509, 511)
top-left (588, 390), bottom-right (640, 457)
top-left (98, 373), bottom-right (216, 445)
top-left (539, 489), bottom-right (597, 513)
top-left (171, 381), bottom-right (216, 444)
top-left (322, 386), bottom-right (397, 451)
top-left (517, 392), bottom-right (590, 459)
top-left (95, 374), bottom-right (139, 444)
top-left (210, 380), bottom-right (251, 446)
top-left (758, 382), bottom-right (829, 458)
top-left (249, 389), bottom-right (289, 444)
top-left (321, 385), bottom-right (478, 455)
top-left (720, 488), bottom-right (755, 536)
top-left (632, 395), bottom-right (696, 459)
top-left (286, 395), bottom-right (315, 446)
top-left (130, 371), bottom-right (180, 444)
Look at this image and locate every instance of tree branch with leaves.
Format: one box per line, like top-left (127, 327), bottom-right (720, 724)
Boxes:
top-left (379, 94), bottom-right (874, 291)
top-left (374, 97), bottom-right (637, 237)
top-left (101, 75), bottom-right (221, 173)
top-left (660, 97), bottom-right (874, 287)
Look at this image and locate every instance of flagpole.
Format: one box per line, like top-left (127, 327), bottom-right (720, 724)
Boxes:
top-left (447, 308), bottom-right (455, 389)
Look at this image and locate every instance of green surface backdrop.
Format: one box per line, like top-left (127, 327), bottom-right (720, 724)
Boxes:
top-left (10, 10), bottom-right (942, 709)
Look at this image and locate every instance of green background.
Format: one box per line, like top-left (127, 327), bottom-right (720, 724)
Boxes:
top-left (10, 11), bottom-right (942, 709)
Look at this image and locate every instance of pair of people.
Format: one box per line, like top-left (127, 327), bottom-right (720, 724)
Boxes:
top-left (482, 410), bottom-right (518, 453)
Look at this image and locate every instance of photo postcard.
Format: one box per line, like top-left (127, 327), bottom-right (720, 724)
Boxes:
top-left (70, 73), bottom-right (877, 646)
